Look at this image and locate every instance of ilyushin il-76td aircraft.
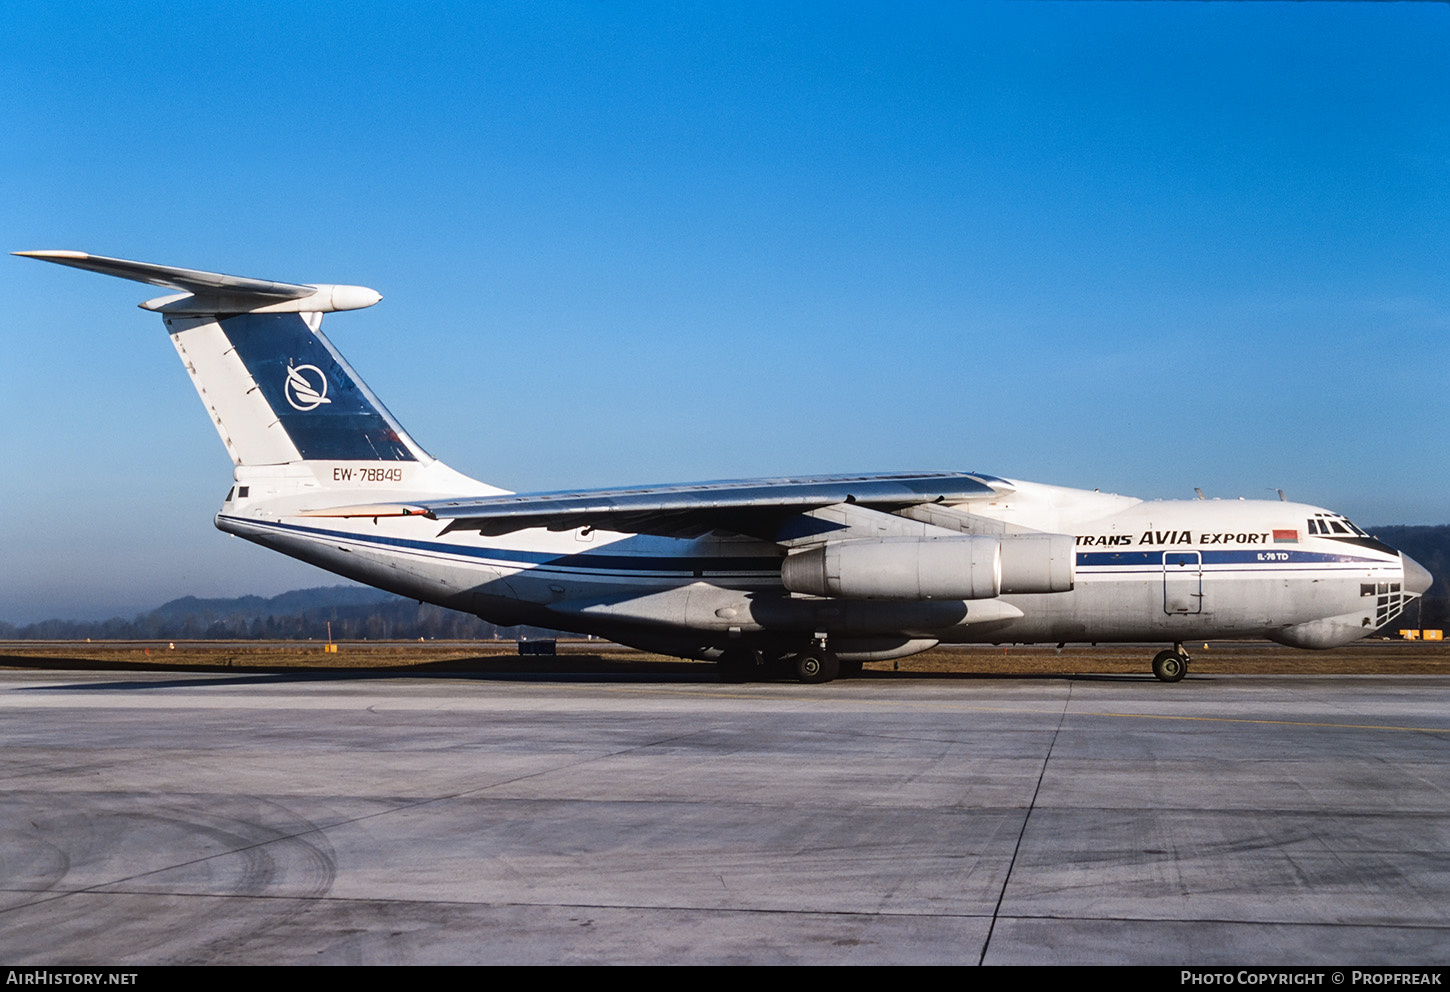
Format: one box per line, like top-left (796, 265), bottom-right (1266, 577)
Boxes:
top-left (19, 250), bottom-right (1433, 684)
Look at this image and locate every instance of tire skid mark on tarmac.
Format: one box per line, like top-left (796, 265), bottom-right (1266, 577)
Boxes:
top-left (0, 790), bottom-right (338, 959)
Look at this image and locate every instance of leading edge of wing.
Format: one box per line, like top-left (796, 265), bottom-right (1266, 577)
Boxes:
top-left (297, 471), bottom-right (1011, 537)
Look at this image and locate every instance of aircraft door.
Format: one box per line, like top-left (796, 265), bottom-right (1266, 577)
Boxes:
top-left (1163, 551), bottom-right (1203, 615)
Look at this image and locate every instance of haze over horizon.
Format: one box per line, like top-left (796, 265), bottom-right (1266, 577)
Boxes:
top-left (3, 3), bottom-right (1446, 623)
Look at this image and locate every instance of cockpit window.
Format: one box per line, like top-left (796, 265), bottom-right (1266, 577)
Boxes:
top-left (1308, 512), bottom-right (1369, 538)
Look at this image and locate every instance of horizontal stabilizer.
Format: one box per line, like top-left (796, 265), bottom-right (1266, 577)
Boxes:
top-left (14, 250), bottom-right (380, 314)
top-left (15, 250), bottom-right (314, 298)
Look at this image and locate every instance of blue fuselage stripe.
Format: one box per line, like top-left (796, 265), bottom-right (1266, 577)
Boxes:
top-left (1077, 549), bottom-right (1385, 567)
top-left (223, 516), bottom-right (784, 573)
top-left (223, 516), bottom-right (1393, 582)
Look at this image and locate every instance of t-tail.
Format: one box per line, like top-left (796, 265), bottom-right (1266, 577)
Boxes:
top-left (14, 251), bottom-right (500, 505)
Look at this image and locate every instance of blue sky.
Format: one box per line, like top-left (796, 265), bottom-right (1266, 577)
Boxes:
top-left (3, 2), bottom-right (1447, 622)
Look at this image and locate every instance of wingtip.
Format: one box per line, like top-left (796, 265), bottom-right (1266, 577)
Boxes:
top-left (14, 249), bottom-right (89, 260)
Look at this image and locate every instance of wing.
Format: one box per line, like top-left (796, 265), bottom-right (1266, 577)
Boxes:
top-left (298, 471), bottom-right (1012, 539)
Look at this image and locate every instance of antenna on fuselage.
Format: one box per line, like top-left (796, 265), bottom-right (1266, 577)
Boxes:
top-left (1194, 488), bottom-right (1206, 500)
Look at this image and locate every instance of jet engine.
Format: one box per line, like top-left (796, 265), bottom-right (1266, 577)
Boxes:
top-left (781, 534), bottom-right (1075, 601)
top-left (997, 532), bottom-right (1075, 594)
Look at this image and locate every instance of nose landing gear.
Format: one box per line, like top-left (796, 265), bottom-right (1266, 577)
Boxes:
top-left (1151, 644), bottom-right (1190, 683)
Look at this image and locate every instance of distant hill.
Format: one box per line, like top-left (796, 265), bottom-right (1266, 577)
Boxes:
top-left (3, 525), bottom-right (1445, 640)
top-left (0, 585), bottom-right (546, 642)
top-left (148, 586), bottom-right (398, 619)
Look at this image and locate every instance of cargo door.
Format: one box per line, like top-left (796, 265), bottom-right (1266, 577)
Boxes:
top-left (1163, 551), bottom-right (1203, 615)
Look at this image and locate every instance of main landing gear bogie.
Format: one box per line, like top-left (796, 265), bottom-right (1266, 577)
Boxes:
top-left (717, 645), bottom-right (852, 684)
top-left (1151, 645), bottom-right (1190, 683)
top-left (792, 650), bottom-right (840, 685)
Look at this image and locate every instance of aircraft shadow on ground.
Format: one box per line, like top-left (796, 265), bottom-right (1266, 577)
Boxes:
top-left (1, 653), bottom-right (1168, 690)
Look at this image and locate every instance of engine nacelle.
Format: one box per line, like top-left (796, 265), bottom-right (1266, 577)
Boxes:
top-left (998, 533), bottom-right (1076, 594)
top-left (781, 533), bottom-right (1076, 600)
top-left (782, 536), bottom-right (1002, 600)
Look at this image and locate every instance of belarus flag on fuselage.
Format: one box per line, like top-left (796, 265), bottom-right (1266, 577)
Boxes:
top-left (1273, 529), bottom-right (1299, 544)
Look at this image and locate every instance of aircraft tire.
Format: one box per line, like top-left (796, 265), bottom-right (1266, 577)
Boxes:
top-left (837, 657), bottom-right (864, 679)
top-left (1151, 649), bottom-right (1188, 683)
top-left (794, 651), bottom-right (839, 684)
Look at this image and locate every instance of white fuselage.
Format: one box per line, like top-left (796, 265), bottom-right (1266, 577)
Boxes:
top-left (216, 475), bottom-right (1417, 660)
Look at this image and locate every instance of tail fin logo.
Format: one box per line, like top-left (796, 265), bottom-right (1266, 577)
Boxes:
top-left (284, 363), bottom-right (332, 411)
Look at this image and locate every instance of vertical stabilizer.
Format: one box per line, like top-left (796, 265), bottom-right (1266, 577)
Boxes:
top-left (15, 250), bottom-right (503, 499)
top-left (166, 311), bottom-right (426, 467)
